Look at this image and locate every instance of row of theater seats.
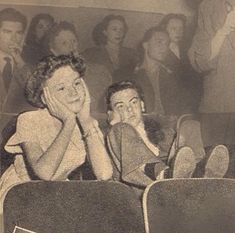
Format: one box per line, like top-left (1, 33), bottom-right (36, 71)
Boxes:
top-left (3, 179), bottom-right (235, 233)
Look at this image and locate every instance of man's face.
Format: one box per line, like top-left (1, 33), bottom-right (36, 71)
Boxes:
top-left (110, 88), bottom-right (144, 127)
top-left (145, 31), bottom-right (170, 62)
top-left (0, 21), bottom-right (24, 55)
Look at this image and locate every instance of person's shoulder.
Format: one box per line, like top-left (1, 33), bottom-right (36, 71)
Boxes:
top-left (82, 46), bottom-right (103, 56)
top-left (121, 47), bottom-right (137, 56)
top-left (86, 62), bottom-right (109, 74)
top-left (143, 116), bottom-right (161, 131)
top-left (121, 47), bottom-right (135, 52)
top-left (17, 109), bottom-right (47, 125)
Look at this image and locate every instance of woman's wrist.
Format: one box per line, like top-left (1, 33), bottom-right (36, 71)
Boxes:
top-left (80, 116), bottom-right (96, 132)
top-left (63, 117), bottom-right (77, 129)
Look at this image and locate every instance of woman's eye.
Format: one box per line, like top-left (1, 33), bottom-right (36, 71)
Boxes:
top-left (75, 81), bottom-right (81, 86)
top-left (57, 87), bottom-right (65, 91)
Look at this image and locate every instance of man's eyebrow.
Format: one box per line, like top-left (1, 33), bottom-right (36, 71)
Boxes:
top-left (114, 101), bottom-right (124, 107)
top-left (129, 96), bottom-right (139, 102)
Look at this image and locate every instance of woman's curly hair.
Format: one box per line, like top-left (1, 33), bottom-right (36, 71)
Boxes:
top-left (26, 54), bottom-right (86, 108)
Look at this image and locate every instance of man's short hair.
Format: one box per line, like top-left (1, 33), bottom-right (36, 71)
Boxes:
top-left (106, 80), bottom-right (144, 111)
top-left (0, 8), bottom-right (27, 31)
top-left (137, 26), bottom-right (169, 64)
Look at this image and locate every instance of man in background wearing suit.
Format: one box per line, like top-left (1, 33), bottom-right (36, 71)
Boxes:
top-left (0, 8), bottom-right (33, 174)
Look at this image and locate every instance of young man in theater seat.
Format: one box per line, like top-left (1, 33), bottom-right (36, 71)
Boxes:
top-left (105, 81), bottom-right (229, 197)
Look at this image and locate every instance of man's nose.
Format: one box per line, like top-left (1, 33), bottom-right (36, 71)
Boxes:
top-left (10, 33), bottom-right (18, 43)
top-left (127, 105), bottom-right (134, 113)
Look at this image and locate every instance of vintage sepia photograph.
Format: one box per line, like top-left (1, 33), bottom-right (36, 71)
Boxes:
top-left (0, 0), bottom-right (235, 232)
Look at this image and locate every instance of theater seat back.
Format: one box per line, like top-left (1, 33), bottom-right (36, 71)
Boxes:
top-left (4, 181), bottom-right (144, 233)
top-left (143, 178), bottom-right (235, 233)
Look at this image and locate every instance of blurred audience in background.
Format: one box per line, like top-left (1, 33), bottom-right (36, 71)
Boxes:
top-left (46, 21), bottom-right (112, 114)
top-left (22, 13), bottom-right (54, 67)
top-left (82, 14), bottom-right (138, 82)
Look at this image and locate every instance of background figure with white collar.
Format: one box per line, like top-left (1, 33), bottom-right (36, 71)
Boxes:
top-left (0, 8), bottom-right (33, 175)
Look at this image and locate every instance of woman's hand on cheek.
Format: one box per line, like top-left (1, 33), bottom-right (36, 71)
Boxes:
top-left (76, 79), bottom-right (93, 127)
top-left (43, 87), bottom-right (76, 123)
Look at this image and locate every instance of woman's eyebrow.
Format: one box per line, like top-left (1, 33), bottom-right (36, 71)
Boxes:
top-left (53, 82), bottom-right (65, 88)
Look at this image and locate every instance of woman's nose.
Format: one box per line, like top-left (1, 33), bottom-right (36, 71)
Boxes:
top-left (69, 86), bottom-right (78, 96)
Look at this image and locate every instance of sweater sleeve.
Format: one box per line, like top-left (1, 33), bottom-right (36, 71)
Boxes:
top-left (188, 0), bottom-right (224, 72)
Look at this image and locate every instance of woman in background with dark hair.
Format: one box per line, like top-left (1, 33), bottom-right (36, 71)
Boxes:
top-left (158, 14), bottom-right (187, 60)
top-left (46, 21), bottom-right (112, 114)
top-left (82, 14), bottom-right (138, 81)
top-left (22, 13), bottom-right (54, 66)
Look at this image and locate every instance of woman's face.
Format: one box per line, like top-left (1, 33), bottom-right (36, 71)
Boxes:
top-left (35, 19), bottom-right (52, 40)
top-left (51, 30), bottom-right (78, 55)
top-left (44, 65), bottom-right (85, 113)
top-left (166, 18), bottom-right (184, 43)
top-left (104, 19), bottom-right (125, 45)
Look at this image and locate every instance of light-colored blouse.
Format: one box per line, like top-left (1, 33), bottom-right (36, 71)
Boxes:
top-left (0, 108), bottom-right (87, 213)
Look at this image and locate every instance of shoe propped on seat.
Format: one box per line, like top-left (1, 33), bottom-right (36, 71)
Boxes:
top-left (171, 146), bottom-right (197, 178)
top-left (204, 145), bottom-right (229, 178)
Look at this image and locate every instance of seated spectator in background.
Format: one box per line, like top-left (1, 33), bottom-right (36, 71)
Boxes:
top-left (0, 54), bottom-right (113, 219)
top-left (0, 8), bottom-right (34, 174)
top-left (47, 21), bottom-right (112, 113)
top-left (158, 13), bottom-right (187, 60)
top-left (132, 26), bottom-right (190, 116)
top-left (82, 15), bottom-right (138, 81)
top-left (22, 13), bottom-right (54, 67)
top-left (158, 13), bottom-right (202, 113)
top-left (106, 81), bottom-right (230, 197)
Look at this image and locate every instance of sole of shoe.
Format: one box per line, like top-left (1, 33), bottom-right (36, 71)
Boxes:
top-left (204, 145), bottom-right (229, 178)
top-left (172, 146), bottom-right (196, 178)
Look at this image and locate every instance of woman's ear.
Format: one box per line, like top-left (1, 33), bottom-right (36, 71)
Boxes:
top-left (141, 100), bottom-right (146, 113)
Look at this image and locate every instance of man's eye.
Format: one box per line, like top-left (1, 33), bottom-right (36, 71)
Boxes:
top-left (117, 105), bottom-right (124, 110)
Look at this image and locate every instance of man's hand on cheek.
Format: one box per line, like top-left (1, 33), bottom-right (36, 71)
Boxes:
top-left (108, 110), bottom-right (123, 125)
